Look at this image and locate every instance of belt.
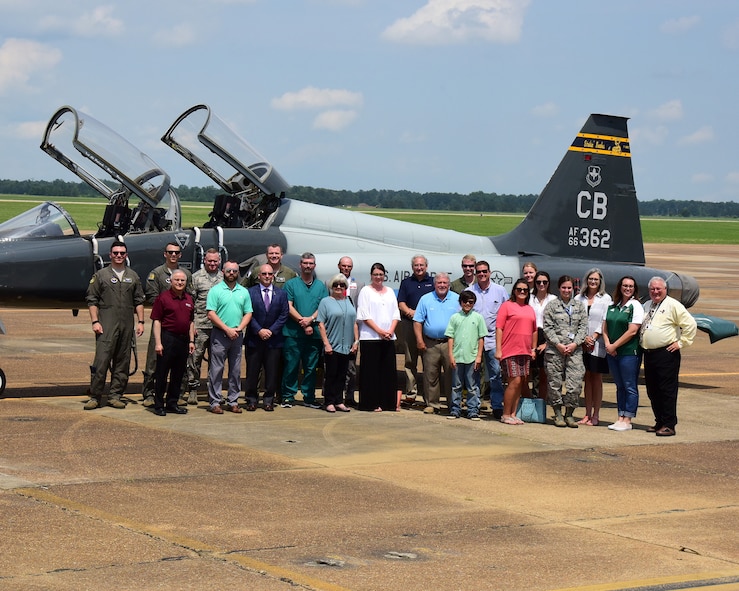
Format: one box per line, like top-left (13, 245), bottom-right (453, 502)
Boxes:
top-left (425, 336), bottom-right (448, 343)
top-left (643, 346), bottom-right (668, 353)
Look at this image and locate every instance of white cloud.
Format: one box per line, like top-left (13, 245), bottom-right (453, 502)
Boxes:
top-left (678, 126), bottom-right (714, 146)
top-left (0, 38), bottom-right (62, 95)
top-left (531, 102), bottom-right (557, 117)
top-left (271, 87), bottom-right (363, 111)
top-left (14, 120), bottom-right (48, 140)
top-left (154, 23), bottom-right (198, 47)
top-left (722, 20), bottom-right (739, 50)
top-left (382, 0), bottom-right (530, 45)
top-left (632, 125), bottom-right (669, 146)
top-left (312, 110), bottom-right (358, 131)
top-left (650, 99), bottom-right (683, 121)
top-left (660, 16), bottom-right (700, 35)
top-left (40, 5), bottom-right (124, 37)
top-left (691, 173), bottom-right (713, 183)
top-left (726, 172), bottom-right (739, 184)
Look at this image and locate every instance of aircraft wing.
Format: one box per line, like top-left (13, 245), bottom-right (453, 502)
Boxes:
top-left (692, 313), bottom-right (739, 343)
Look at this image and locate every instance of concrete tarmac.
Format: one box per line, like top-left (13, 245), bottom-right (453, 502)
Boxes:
top-left (0, 244), bottom-right (738, 591)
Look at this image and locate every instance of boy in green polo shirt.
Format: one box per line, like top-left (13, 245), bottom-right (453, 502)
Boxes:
top-left (445, 290), bottom-right (487, 420)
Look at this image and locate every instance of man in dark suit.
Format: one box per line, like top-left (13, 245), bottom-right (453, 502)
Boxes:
top-left (245, 264), bottom-right (289, 411)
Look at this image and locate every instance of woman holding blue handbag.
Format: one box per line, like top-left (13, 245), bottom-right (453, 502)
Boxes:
top-left (495, 279), bottom-right (537, 425)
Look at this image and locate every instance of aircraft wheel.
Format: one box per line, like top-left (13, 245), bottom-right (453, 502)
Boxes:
top-left (0, 368), bottom-right (5, 397)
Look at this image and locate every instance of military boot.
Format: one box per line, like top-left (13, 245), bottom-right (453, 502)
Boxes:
top-left (564, 407), bottom-right (578, 428)
top-left (83, 398), bottom-right (100, 410)
top-left (187, 390), bottom-right (199, 405)
top-left (108, 397), bottom-right (126, 409)
top-left (553, 405), bottom-right (566, 428)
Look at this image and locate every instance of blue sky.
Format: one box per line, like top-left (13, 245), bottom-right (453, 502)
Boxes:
top-left (1, 0), bottom-right (739, 202)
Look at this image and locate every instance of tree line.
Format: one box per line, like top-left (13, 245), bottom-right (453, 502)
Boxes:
top-left (2, 178), bottom-right (738, 218)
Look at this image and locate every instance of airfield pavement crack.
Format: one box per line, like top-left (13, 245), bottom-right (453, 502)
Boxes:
top-left (11, 487), bottom-right (352, 591)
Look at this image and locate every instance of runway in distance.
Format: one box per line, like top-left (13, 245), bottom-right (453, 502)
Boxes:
top-left (0, 106), bottom-right (735, 370)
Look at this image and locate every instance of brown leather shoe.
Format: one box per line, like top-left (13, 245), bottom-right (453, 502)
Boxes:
top-left (647, 424), bottom-right (661, 433)
top-left (211, 405), bottom-right (224, 414)
top-left (264, 404), bottom-right (274, 412)
top-left (246, 404), bottom-right (257, 412)
top-left (227, 404), bottom-right (242, 414)
top-left (655, 426), bottom-right (675, 437)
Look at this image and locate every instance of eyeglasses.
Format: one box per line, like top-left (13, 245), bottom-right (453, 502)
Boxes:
top-left (165, 250), bottom-right (181, 255)
top-left (535, 280), bottom-right (549, 285)
top-left (475, 270), bottom-right (489, 275)
top-left (514, 287), bottom-right (529, 293)
top-left (462, 264), bottom-right (475, 268)
top-left (111, 251), bottom-right (127, 256)
top-left (224, 269), bottom-right (239, 274)
top-left (622, 285), bottom-right (635, 290)
top-left (332, 283), bottom-right (347, 288)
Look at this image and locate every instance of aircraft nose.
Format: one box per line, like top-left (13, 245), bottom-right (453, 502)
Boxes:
top-left (667, 272), bottom-right (700, 309)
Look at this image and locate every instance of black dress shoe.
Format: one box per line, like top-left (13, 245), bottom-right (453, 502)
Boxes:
top-left (166, 406), bottom-right (188, 414)
top-left (153, 408), bottom-right (166, 416)
top-left (655, 426), bottom-right (675, 437)
top-left (246, 404), bottom-right (257, 412)
top-left (264, 404), bottom-right (274, 412)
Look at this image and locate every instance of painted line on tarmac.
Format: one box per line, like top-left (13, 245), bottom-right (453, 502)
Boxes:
top-left (552, 571), bottom-right (739, 591)
top-left (16, 487), bottom-right (351, 591)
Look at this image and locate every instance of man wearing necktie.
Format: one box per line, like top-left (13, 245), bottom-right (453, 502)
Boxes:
top-left (245, 264), bottom-right (289, 411)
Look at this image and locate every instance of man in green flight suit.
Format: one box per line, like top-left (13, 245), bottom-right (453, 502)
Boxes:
top-left (85, 241), bottom-right (146, 409)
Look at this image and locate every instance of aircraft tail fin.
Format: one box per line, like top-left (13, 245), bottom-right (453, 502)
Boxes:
top-left (491, 114), bottom-right (644, 265)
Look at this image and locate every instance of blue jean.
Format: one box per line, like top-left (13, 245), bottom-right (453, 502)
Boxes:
top-left (607, 353), bottom-right (641, 418)
top-left (450, 362), bottom-right (481, 417)
top-left (483, 349), bottom-right (504, 410)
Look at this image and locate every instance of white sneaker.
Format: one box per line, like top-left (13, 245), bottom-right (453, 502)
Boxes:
top-left (611, 422), bottom-right (633, 431)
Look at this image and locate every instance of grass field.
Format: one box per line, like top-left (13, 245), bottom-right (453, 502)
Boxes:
top-left (1, 195), bottom-right (738, 244)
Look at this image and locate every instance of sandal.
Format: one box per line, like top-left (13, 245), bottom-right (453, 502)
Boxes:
top-left (336, 404), bottom-right (351, 412)
top-left (590, 416), bottom-right (599, 426)
top-left (577, 416), bottom-right (591, 425)
top-left (326, 405), bottom-right (336, 413)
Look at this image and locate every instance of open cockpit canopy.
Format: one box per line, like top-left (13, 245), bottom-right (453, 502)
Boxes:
top-left (41, 106), bottom-right (181, 236)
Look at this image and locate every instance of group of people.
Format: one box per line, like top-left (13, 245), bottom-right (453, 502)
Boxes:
top-left (84, 245), bottom-right (698, 436)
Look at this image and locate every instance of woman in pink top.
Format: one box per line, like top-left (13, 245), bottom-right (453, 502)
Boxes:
top-left (495, 278), bottom-right (538, 425)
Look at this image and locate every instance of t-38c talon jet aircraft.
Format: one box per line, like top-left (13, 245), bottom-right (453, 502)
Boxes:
top-left (0, 105), bottom-right (735, 390)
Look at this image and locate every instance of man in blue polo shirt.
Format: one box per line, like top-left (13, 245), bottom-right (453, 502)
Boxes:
top-left (413, 273), bottom-right (460, 414)
top-left (397, 255), bottom-right (435, 406)
top-left (206, 260), bottom-right (253, 414)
